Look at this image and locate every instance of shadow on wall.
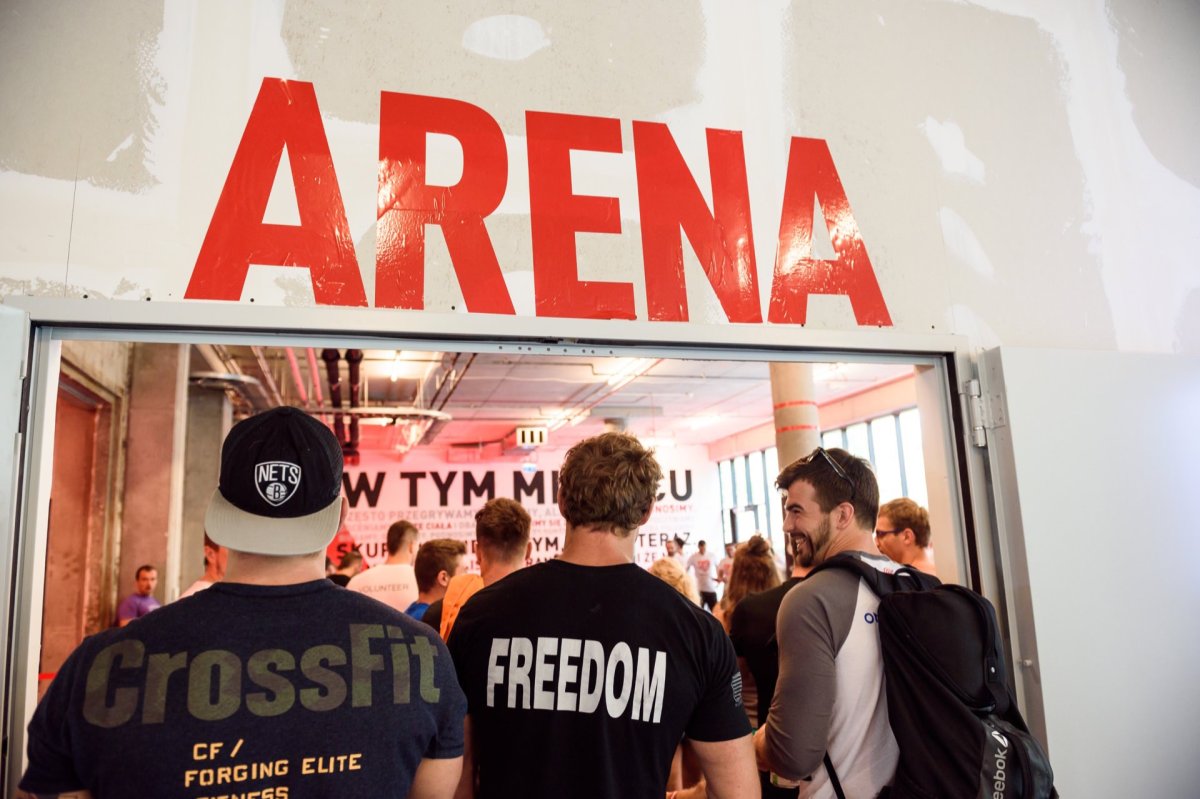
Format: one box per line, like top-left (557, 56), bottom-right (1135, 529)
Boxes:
top-left (1110, 0), bottom-right (1200, 189)
top-left (1176, 288), bottom-right (1200, 354)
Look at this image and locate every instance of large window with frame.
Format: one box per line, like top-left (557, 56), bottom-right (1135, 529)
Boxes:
top-left (717, 445), bottom-right (785, 557)
top-left (820, 407), bottom-right (928, 507)
top-left (718, 407), bottom-right (928, 557)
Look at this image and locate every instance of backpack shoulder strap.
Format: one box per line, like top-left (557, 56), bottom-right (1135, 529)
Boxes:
top-left (809, 552), bottom-right (919, 598)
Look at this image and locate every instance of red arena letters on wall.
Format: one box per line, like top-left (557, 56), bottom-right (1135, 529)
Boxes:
top-left (186, 79), bottom-right (367, 306)
top-left (377, 92), bottom-right (514, 313)
top-left (633, 122), bottom-right (760, 323)
top-left (188, 77), bottom-right (892, 327)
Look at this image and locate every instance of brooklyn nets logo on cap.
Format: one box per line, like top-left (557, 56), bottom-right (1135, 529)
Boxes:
top-left (255, 461), bottom-right (302, 507)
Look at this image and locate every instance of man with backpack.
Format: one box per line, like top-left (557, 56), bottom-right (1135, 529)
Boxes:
top-left (755, 447), bottom-right (1056, 799)
top-left (753, 447), bottom-right (897, 797)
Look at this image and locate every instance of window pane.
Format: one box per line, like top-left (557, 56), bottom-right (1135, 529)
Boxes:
top-left (899, 408), bottom-right (928, 507)
top-left (870, 415), bottom-right (903, 503)
top-left (845, 422), bottom-right (870, 460)
top-left (733, 456), bottom-right (749, 520)
top-left (719, 460), bottom-right (733, 539)
top-left (764, 447), bottom-right (782, 551)
top-left (822, 428), bottom-right (845, 449)
top-left (748, 450), bottom-right (766, 505)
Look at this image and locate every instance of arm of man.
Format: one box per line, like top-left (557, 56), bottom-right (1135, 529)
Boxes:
top-left (689, 735), bottom-right (759, 799)
top-left (406, 756), bottom-right (463, 799)
top-left (757, 572), bottom-right (853, 781)
top-left (451, 715), bottom-right (475, 799)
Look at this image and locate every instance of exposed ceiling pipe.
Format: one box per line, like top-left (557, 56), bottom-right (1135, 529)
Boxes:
top-left (195, 344), bottom-right (273, 411)
top-left (345, 349), bottom-right (364, 458)
top-left (284, 348), bottom-right (310, 408)
top-left (430, 353), bottom-right (475, 412)
top-left (322, 348), bottom-right (346, 447)
top-left (250, 346), bottom-right (284, 408)
top-left (306, 348), bottom-right (325, 406)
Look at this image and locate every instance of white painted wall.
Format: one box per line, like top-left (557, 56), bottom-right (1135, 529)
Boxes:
top-left (982, 348), bottom-right (1200, 796)
top-left (0, 1), bottom-right (1195, 354)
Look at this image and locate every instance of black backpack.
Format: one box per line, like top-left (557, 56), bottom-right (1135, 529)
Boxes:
top-left (809, 554), bottom-right (1057, 799)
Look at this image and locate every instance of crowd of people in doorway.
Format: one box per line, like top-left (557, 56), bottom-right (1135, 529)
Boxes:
top-left (19, 405), bottom-right (942, 799)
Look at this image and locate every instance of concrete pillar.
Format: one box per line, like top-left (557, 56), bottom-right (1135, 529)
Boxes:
top-left (769, 362), bottom-right (821, 468)
top-left (180, 386), bottom-right (231, 594)
top-left (118, 343), bottom-right (189, 605)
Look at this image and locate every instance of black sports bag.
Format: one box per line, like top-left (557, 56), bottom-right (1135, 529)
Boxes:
top-left (810, 554), bottom-right (1057, 799)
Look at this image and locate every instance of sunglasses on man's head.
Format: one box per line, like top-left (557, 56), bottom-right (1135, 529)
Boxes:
top-left (801, 447), bottom-right (858, 502)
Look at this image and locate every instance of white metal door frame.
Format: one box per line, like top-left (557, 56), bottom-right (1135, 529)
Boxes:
top-left (2, 296), bottom-right (1009, 787)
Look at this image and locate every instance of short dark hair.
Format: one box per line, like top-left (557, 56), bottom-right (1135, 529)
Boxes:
top-left (386, 520), bottom-right (419, 556)
top-left (558, 433), bottom-right (663, 536)
top-left (775, 447), bottom-right (880, 531)
top-left (135, 564), bottom-right (156, 578)
top-left (414, 539), bottom-right (467, 592)
top-left (879, 498), bottom-right (931, 548)
top-left (475, 498), bottom-right (531, 561)
top-left (698, 540), bottom-right (707, 548)
top-left (339, 549), bottom-right (363, 569)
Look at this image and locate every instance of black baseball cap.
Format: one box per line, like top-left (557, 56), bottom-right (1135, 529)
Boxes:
top-left (205, 407), bottom-right (344, 555)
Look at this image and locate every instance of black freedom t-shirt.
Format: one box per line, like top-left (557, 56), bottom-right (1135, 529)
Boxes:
top-left (21, 579), bottom-right (466, 798)
top-left (448, 560), bottom-right (750, 799)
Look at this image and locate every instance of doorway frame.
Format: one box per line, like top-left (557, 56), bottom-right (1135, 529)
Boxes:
top-left (2, 295), bottom-right (1002, 790)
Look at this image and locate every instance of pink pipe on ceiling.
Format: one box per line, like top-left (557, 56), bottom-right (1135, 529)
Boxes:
top-left (284, 348), bottom-right (309, 407)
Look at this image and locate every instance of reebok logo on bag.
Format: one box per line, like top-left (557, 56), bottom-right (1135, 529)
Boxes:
top-left (810, 554), bottom-right (1058, 799)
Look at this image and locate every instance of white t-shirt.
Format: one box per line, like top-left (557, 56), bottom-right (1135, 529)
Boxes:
top-left (687, 551), bottom-right (717, 592)
top-left (346, 563), bottom-right (418, 612)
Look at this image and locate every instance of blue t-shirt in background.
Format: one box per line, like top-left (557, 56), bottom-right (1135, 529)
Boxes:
top-left (21, 579), bottom-right (465, 797)
top-left (406, 601), bottom-right (430, 621)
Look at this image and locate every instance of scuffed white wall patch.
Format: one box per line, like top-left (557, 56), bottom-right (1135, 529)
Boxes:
top-left (921, 117), bottom-right (986, 184)
top-left (462, 15), bottom-right (551, 61)
top-left (938, 207), bottom-right (995, 279)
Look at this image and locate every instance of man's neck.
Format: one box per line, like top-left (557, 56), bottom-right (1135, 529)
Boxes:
top-left (790, 564), bottom-right (812, 579)
top-left (560, 524), bottom-right (636, 566)
top-left (384, 553), bottom-right (412, 566)
top-left (820, 526), bottom-right (878, 563)
top-left (225, 551), bottom-right (325, 585)
top-left (481, 559), bottom-right (524, 586)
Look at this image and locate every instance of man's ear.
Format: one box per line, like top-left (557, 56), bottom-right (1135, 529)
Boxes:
top-left (437, 569), bottom-right (451, 588)
top-left (638, 501), bottom-right (655, 528)
top-left (525, 541), bottom-right (533, 561)
top-left (902, 528), bottom-right (916, 547)
top-left (835, 502), bottom-right (855, 530)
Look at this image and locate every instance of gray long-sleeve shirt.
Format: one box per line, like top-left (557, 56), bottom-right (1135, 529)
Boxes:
top-left (764, 552), bottom-right (898, 798)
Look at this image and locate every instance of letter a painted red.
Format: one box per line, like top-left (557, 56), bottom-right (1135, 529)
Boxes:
top-left (186, 78), bottom-right (366, 305)
top-left (768, 137), bottom-right (891, 326)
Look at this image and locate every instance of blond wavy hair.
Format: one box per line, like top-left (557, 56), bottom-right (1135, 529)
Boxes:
top-left (648, 557), bottom-right (700, 605)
